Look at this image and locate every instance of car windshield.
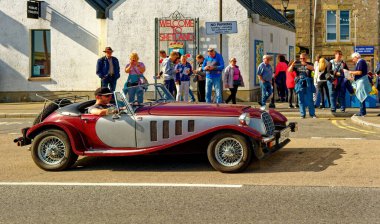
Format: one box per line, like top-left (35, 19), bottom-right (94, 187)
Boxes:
top-left (114, 84), bottom-right (175, 112)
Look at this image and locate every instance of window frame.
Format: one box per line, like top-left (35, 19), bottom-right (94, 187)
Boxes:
top-left (30, 29), bottom-right (51, 79)
top-left (339, 10), bottom-right (351, 42)
top-left (325, 10), bottom-right (351, 43)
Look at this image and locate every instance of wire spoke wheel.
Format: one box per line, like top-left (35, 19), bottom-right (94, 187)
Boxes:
top-left (214, 137), bottom-right (244, 167)
top-left (208, 132), bottom-right (252, 173)
top-left (38, 136), bottom-right (66, 165)
top-left (31, 130), bottom-right (78, 171)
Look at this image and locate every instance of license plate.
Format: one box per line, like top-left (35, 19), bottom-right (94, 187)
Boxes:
top-left (278, 127), bottom-right (290, 144)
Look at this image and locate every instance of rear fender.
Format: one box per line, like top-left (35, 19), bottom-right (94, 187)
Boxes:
top-left (26, 122), bottom-right (87, 156)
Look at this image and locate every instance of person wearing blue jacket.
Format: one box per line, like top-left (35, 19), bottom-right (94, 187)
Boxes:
top-left (175, 55), bottom-right (193, 102)
top-left (202, 48), bottom-right (225, 103)
top-left (96, 47), bottom-right (120, 92)
top-left (288, 53), bottom-right (317, 119)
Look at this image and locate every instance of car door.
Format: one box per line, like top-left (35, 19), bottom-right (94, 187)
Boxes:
top-left (80, 92), bottom-right (137, 149)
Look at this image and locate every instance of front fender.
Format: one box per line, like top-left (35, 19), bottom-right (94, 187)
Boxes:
top-left (26, 122), bottom-right (87, 156)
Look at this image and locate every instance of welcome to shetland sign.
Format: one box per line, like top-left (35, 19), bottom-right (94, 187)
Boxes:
top-left (206, 21), bottom-right (238, 35)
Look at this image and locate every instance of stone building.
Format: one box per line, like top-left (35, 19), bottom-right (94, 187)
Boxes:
top-left (0, 0), bottom-right (295, 102)
top-left (267, 0), bottom-right (380, 70)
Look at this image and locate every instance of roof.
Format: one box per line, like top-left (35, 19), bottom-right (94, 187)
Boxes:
top-left (84, 0), bottom-right (114, 18)
top-left (237, 0), bottom-right (296, 30)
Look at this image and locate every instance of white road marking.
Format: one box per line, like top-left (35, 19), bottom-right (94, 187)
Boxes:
top-left (311, 137), bottom-right (364, 140)
top-left (0, 122), bottom-right (24, 125)
top-left (0, 182), bottom-right (243, 188)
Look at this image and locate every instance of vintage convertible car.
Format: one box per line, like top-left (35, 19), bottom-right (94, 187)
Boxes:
top-left (14, 84), bottom-right (297, 173)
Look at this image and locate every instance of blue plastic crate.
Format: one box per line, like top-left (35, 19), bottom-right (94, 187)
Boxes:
top-left (350, 94), bottom-right (378, 108)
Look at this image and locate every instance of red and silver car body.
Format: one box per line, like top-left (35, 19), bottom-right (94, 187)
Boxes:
top-left (15, 84), bottom-right (297, 173)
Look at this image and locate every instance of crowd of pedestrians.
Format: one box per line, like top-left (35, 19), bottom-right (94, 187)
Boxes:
top-left (95, 46), bottom-right (379, 117)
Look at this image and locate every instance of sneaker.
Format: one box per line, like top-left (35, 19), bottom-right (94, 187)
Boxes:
top-left (300, 115), bottom-right (305, 119)
top-left (331, 110), bottom-right (336, 113)
top-left (311, 115), bottom-right (317, 119)
top-left (296, 105), bottom-right (299, 108)
top-left (269, 103), bottom-right (276, 108)
top-left (340, 109), bottom-right (346, 113)
top-left (260, 106), bottom-right (266, 111)
top-left (289, 105), bottom-right (295, 108)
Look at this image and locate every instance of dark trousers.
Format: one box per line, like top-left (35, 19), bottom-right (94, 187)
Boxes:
top-left (360, 99), bottom-right (367, 115)
top-left (101, 78), bottom-right (117, 92)
top-left (197, 80), bottom-right (206, 102)
top-left (317, 81), bottom-right (330, 107)
top-left (164, 79), bottom-right (176, 97)
top-left (225, 85), bottom-right (239, 104)
top-left (275, 72), bottom-right (287, 100)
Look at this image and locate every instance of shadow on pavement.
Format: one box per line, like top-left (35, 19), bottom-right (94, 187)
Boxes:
top-left (71, 147), bottom-right (344, 173)
top-left (72, 153), bottom-right (213, 172)
top-left (248, 147), bottom-right (345, 173)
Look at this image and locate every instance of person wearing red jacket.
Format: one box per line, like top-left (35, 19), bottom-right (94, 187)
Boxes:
top-left (286, 60), bottom-right (298, 108)
top-left (274, 55), bottom-right (288, 102)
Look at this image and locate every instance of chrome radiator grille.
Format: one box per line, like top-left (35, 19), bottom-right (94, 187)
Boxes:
top-left (261, 112), bottom-right (275, 136)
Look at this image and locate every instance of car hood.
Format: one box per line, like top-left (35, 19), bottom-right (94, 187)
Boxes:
top-left (145, 103), bottom-right (262, 118)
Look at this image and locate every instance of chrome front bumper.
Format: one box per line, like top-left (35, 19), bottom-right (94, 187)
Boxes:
top-left (261, 122), bottom-right (297, 150)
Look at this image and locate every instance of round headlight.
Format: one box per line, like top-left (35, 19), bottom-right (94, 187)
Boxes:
top-left (239, 113), bottom-right (250, 126)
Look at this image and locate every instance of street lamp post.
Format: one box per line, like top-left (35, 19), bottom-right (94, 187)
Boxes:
top-left (282, 0), bottom-right (289, 17)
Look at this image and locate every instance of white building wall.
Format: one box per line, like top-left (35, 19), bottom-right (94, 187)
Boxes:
top-left (0, 0), bottom-right (101, 92)
top-left (107, 0), bottom-right (250, 91)
top-left (249, 18), bottom-right (296, 88)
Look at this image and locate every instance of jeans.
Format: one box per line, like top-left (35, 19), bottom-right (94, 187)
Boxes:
top-left (126, 86), bottom-right (144, 103)
top-left (225, 85), bottom-right (239, 104)
top-left (101, 77), bottom-right (117, 92)
top-left (327, 81), bottom-right (345, 111)
top-left (298, 88), bottom-right (315, 117)
top-left (260, 81), bottom-right (273, 106)
top-left (164, 79), bottom-right (175, 97)
top-left (189, 88), bottom-right (195, 102)
top-left (206, 76), bottom-right (222, 103)
top-left (317, 81), bottom-right (330, 107)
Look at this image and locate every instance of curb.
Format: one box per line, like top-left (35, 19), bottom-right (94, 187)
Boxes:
top-left (351, 115), bottom-right (380, 131)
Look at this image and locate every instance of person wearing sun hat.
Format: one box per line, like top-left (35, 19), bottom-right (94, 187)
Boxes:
top-left (96, 47), bottom-right (120, 92)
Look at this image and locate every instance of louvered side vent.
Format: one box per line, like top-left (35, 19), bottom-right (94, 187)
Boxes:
top-left (175, 120), bottom-right (182, 135)
top-left (163, 120), bottom-right (169, 139)
top-left (188, 120), bottom-right (195, 132)
top-left (150, 121), bottom-right (157, 141)
top-left (261, 112), bottom-right (275, 136)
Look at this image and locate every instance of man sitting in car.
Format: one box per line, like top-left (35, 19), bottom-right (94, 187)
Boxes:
top-left (88, 87), bottom-right (116, 116)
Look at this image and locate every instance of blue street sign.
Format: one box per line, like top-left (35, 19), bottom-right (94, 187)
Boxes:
top-left (354, 46), bottom-right (374, 54)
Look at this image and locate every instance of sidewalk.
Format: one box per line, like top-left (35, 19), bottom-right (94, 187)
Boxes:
top-left (0, 101), bottom-right (379, 130)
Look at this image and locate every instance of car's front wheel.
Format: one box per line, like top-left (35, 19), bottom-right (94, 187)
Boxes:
top-left (207, 132), bottom-right (252, 173)
top-left (31, 129), bottom-right (78, 171)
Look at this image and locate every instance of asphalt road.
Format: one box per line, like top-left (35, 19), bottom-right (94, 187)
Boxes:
top-left (1, 118), bottom-right (380, 223)
top-left (0, 185), bottom-right (379, 224)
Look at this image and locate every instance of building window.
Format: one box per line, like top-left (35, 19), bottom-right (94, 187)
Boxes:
top-left (31, 30), bottom-right (51, 77)
top-left (340, 11), bottom-right (350, 41)
top-left (326, 10), bottom-right (350, 42)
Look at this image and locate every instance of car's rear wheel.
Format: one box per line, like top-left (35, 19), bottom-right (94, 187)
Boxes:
top-left (31, 129), bottom-right (78, 171)
top-left (207, 132), bottom-right (252, 173)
